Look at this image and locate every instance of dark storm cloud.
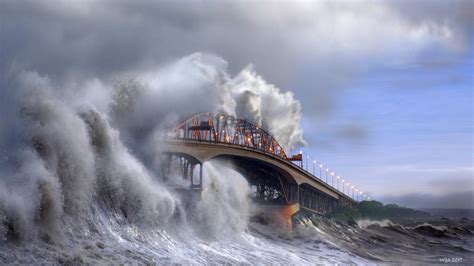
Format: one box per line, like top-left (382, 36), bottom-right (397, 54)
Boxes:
top-left (1, 0), bottom-right (471, 87)
top-left (386, 0), bottom-right (473, 40)
top-left (0, 0), bottom-right (295, 83)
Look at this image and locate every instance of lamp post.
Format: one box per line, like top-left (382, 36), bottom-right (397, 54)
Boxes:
top-left (306, 155), bottom-right (309, 171)
top-left (336, 176), bottom-right (340, 191)
top-left (313, 160), bottom-right (316, 175)
top-left (325, 168), bottom-right (329, 183)
top-left (299, 151), bottom-right (303, 168)
top-left (330, 172), bottom-right (335, 187)
top-left (319, 164), bottom-right (323, 179)
top-left (342, 180), bottom-right (345, 194)
top-left (346, 182), bottom-right (350, 195)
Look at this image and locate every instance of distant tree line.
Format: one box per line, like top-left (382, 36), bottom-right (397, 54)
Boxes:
top-left (330, 200), bottom-right (431, 221)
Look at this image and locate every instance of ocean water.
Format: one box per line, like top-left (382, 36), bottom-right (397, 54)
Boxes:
top-left (1, 157), bottom-right (472, 264)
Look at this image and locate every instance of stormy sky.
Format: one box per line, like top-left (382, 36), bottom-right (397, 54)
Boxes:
top-left (1, 0), bottom-right (472, 208)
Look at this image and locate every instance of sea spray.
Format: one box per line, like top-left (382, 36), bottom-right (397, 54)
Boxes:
top-left (81, 109), bottom-right (178, 227)
top-left (356, 219), bottom-right (396, 229)
top-left (193, 162), bottom-right (250, 239)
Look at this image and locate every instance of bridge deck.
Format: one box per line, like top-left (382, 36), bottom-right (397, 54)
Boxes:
top-left (161, 138), bottom-right (356, 205)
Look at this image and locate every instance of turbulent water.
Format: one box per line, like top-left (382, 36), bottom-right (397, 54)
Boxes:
top-left (0, 58), bottom-right (473, 264)
top-left (1, 181), bottom-right (473, 265)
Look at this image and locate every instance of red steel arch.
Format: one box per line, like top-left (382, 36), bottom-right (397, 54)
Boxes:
top-left (171, 113), bottom-right (290, 159)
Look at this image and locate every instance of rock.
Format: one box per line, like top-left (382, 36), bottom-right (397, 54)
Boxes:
top-left (347, 217), bottom-right (358, 227)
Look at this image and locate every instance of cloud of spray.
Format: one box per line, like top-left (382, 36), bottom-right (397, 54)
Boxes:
top-left (0, 70), bottom-right (178, 241)
top-left (193, 162), bottom-right (250, 238)
top-left (231, 66), bottom-right (306, 149)
top-left (80, 109), bottom-right (177, 226)
top-left (0, 52), bottom-right (303, 243)
top-left (0, 71), bottom-right (104, 240)
top-left (112, 53), bottom-right (305, 152)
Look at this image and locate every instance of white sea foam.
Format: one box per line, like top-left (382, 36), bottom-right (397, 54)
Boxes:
top-left (357, 219), bottom-right (396, 229)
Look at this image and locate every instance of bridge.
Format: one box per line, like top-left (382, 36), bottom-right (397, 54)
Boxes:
top-left (159, 113), bottom-right (363, 225)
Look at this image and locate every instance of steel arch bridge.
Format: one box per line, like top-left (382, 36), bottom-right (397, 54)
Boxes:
top-left (160, 112), bottom-right (355, 221)
top-left (173, 112), bottom-right (289, 159)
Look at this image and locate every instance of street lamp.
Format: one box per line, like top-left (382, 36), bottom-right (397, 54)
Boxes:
top-left (325, 168), bottom-right (329, 183)
top-left (313, 160), bottom-right (316, 175)
top-left (306, 155), bottom-right (309, 171)
top-left (342, 180), bottom-right (345, 194)
top-left (319, 164), bottom-right (323, 179)
top-left (336, 176), bottom-right (340, 191)
top-left (299, 151), bottom-right (303, 168)
top-left (330, 172), bottom-right (335, 187)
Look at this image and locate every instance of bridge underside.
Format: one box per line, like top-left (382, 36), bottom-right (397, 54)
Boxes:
top-left (214, 156), bottom-right (298, 205)
top-left (160, 150), bottom-right (352, 215)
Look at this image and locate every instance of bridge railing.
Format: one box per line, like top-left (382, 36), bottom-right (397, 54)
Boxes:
top-left (172, 113), bottom-right (289, 158)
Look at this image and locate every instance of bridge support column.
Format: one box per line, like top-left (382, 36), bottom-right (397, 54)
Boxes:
top-left (296, 185), bottom-right (300, 204)
top-left (190, 163), bottom-right (203, 190)
top-left (199, 163), bottom-right (203, 190)
top-left (160, 154), bottom-right (172, 181)
top-left (181, 158), bottom-right (189, 180)
top-left (190, 164), bottom-right (195, 187)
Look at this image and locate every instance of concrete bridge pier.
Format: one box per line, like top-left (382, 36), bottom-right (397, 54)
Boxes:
top-left (161, 153), bottom-right (203, 190)
top-left (190, 163), bottom-right (203, 190)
